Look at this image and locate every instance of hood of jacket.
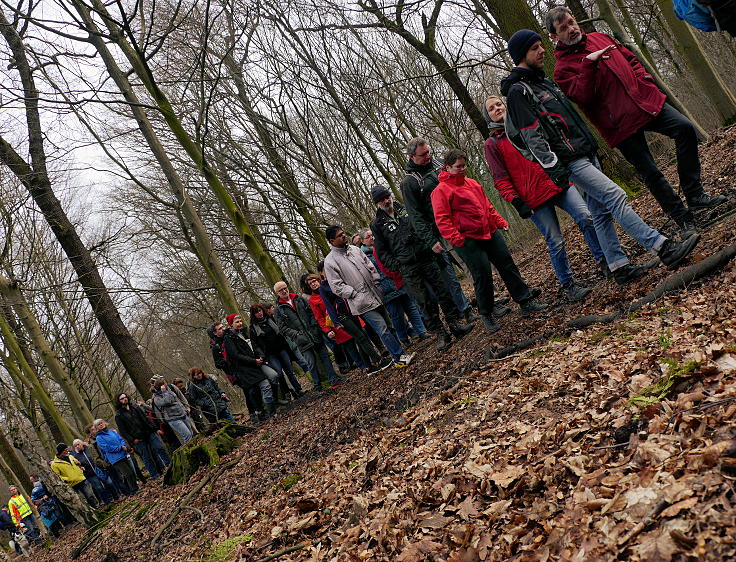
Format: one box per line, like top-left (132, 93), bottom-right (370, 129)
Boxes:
top-left (438, 169), bottom-right (466, 185)
top-left (500, 66), bottom-right (545, 97)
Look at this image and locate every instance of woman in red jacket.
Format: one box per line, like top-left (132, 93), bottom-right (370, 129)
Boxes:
top-left (431, 149), bottom-right (547, 334)
top-left (483, 95), bottom-right (604, 300)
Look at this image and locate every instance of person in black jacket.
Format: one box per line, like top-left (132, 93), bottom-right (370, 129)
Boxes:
top-left (114, 392), bottom-right (170, 479)
top-left (223, 314), bottom-right (275, 419)
top-left (249, 304), bottom-right (304, 400)
top-left (187, 368), bottom-right (236, 423)
top-left (400, 139), bottom-right (477, 321)
top-left (371, 186), bottom-right (473, 351)
top-left (208, 321), bottom-right (259, 419)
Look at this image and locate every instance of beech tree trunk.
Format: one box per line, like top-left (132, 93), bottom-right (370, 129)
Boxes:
top-left (0, 10), bottom-right (156, 399)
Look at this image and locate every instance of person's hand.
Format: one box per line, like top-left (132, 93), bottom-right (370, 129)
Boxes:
top-left (134, 400), bottom-right (143, 406)
top-left (327, 330), bottom-right (336, 339)
top-left (502, 225), bottom-right (510, 231)
top-left (431, 241), bottom-right (445, 254)
top-left (133, 439), bottom-right (141, 445)
top-left (221, 393), bottom-right (228, 400)
top-left (255, 358), bottom-right (264, 366)
top-left (157, 429), bottom-right (164, 436)
top-left (586, 45), bottom-right (616, 61)
top-left (186, 409), bottom-right (191, 415)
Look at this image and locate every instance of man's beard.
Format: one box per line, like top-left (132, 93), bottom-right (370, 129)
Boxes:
top-left (559, 32), bottom-right (582, 46)
top-left (378, 202), bottom-right (393, 214)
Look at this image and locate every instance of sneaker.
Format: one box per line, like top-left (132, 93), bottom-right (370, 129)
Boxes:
top-left (492, 303), bottom-right (511, 318)
top-left (394, 352), bottom-right (416, 368)
top-left (597, 258), bottom-right (613, 279)
top-left (657, 233), bottom-right (700, 269)
top-left (449, 322), bottom-right (474, 339)
top-left (481, 315), bottom-right (501, 334)
top-left (520, 299), bottom-right (548, 317)
top-left (676, 219), bottom-right (697, 240)
top-left (563, 281), bottom-right (592, 302)
top-left (612, 263), bottom-right (646, 285)
top-left (688, 193), bottom-right (726, 209)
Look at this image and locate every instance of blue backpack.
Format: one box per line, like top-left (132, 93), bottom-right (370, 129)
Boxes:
top-left (672, 0), bottom-right (717, 32)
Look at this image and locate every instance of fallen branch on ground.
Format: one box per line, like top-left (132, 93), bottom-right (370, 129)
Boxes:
top-left (255, 541), bottom-right (311, 562)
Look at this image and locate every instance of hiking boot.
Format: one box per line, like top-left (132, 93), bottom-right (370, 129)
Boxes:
top-left (657, 233), bottom-right (700, 269)
top-left (563, 281), bottom-right (592, 302)
top-left (676, 219), bottom-right (697, 240)
top-left (492, 303), bottom-right (511, 318)
top-left (449, 322), bottom-right (474, 339)
top-left (463, 308), bottom-right (479, 323)
top-left (416, 332), bottom-right (432, 341)
top-left (481, 315), bottom-right (501, 334)
top-left (367, 356), bottom-right (394, 374)
top-left (436, 331), bottom-right (453, 352)
top-left (612, 263), bottom-right (646, 285)
top-left (597, 258), bottom-right (613, 279)
top-left (496, 296), bottom-right (511, 306)
top-left (529, 287), bottom-right (542, 299)
top-left (400, 338), bottom-right (413, 348)
top-left (520, 299), bottom-right (548, 318)
top-left (688, 193), bottom-right (726, 209)
top-left (394, 352), bottom-right (416, 368)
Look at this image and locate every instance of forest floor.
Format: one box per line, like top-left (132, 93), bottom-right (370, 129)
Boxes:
top-left (40, 126), bottom-right (736, 561)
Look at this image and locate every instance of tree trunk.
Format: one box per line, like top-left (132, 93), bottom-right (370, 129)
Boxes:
top-left (70, 0), bottom-right (241, 316)
top-left (0, 275), bottom-right (94, 431)
top-left (0, 11), bottom-right (156, 399)
top-left (595, 0), bottom-right (709, 140)
top-left (0, 426), bottom-right (32, 493)
top-left (612, 0), bottom-right (657, 70)
top-left (655, 0), bottom-right (736, 124)
top-left (568, 0), bottom-right (597, 33)
top-left (88, 0), bottom-right (286, 287)
top-left (0, 310), bottom-right (76, 444)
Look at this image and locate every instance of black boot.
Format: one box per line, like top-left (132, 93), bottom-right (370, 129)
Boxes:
top-left (436, 331), bottom-right (453, 351)
top-left (449, 322), bottom-right (474, 339)
top-left (658, 233), bottom-right (700, 269)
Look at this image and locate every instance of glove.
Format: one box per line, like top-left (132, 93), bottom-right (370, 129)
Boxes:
top-left (550, 169), bottom-right (571, 191)
top-left (511, 197), bottom-right (533, 219)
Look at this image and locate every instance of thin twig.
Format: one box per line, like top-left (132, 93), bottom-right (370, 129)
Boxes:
top-left (255, 541), bottom-right (311, 562)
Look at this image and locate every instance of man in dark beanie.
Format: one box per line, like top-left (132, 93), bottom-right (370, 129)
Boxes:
top-left (500, 29), bottom-right (701, 285)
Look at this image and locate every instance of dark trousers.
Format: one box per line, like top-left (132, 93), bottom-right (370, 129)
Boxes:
top-left (337, 313), bottom-right (382, 366)
top-left (71, 479), bottom-right (98, 508)
top-left (454, 232), bottom-right (532, 318)
top-left (112, 458), bottom-right (138, 495)
top-left (617, 103), bottom-right (702, 223)
top-left (400, 257), bottom-right (459, 333)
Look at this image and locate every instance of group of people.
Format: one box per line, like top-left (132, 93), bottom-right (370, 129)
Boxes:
top-left (4, 5), bottom-right (728, 552)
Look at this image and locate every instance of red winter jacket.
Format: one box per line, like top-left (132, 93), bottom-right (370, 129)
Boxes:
top-left (431, 170), bottom-right (508, 248)
top-left (553, 32), bottom-right (666, 147)
top-left (308, 292), bottom-right (353, 344)
top-left (484, 130), bottom-right (563, 209)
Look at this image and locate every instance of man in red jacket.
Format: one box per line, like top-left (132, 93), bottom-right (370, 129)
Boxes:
top-left (548, 6), bottom-right (725, 237)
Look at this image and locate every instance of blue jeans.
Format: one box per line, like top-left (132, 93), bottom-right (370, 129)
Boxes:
top-left (167, 417), bottom-right (193, 444)
top-left (362, 306), bottom-right (404, 361)
top-left (132, 433), bottom-right (170, 479)
top-left (268, 349), bottom-right (303, 394)
top-left (439, 253), bottom-right (471, 313)
top-left (386, 292), bottom-right (427, 342)
top-left (87, 474), bottom-right (115, 504)
top-left (303, 343), bottom-right (340, 387)
top-left (531, 187), bottom-right (605, 286)
top-left (567, 156), bottom-right (666, 271)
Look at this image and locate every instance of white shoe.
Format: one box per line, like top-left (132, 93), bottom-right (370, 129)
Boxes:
top-left (395, 352), bottom-right (416, 368)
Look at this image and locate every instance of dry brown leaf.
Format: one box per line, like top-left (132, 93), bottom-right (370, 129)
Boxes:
top-left (489, 465), bottom-right (525, 488)
top-left (661, 497), bottom-right (698, 518)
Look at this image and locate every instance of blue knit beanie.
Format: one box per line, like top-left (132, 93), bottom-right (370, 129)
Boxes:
top-left (507, 29), bottom-right (542, 65)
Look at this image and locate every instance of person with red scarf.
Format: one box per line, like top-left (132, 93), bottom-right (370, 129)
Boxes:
top-left (431, 149), bottom-right (547, 334)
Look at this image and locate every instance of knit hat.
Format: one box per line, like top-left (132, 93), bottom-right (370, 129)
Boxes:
top-left (226, 313), bottom-right (239, 326)
top-left (56, 443), bottom-right (68, 455)
top-left (371, 185), bottom-right (391, 204)
top-left (507, 29), bottom-right (542, 65)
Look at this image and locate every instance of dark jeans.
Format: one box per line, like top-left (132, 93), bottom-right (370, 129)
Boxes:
top-left (72, 479), bottom-right (98, 508)
top-left (268, 349), bottom-right (303, 394)
top-left (454, 232), bottom-right (532, 318)
top-left (385, 292), bottom-right (427, 342)
top-left (112, 457), bottom-right (138, 495)
top-left (303, 343), bottom-right (340, 387)
top-left (87, 474), bottom-right (116, 505)
top-left (132, 433), bottom-right (170, 479)
top-left (400, 257), bottom-right (459, 333)
top-left (617, 103), bottom-right (702, 223)
top-left (337, 313), bottom-right (382, 366)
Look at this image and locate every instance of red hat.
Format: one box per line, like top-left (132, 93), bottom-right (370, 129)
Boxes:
top-left (226, 313), bottom-right (239, 326)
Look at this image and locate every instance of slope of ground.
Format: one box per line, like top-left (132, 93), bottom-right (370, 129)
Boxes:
top-left (40, 126), bottom-right (736, 561)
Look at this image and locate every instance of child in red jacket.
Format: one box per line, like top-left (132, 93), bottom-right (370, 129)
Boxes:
top-left (431, 148), bottom-right (547, 334)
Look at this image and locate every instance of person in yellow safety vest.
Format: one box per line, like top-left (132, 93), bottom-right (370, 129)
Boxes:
top-left (7, 485), bottom-right (40, 542)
